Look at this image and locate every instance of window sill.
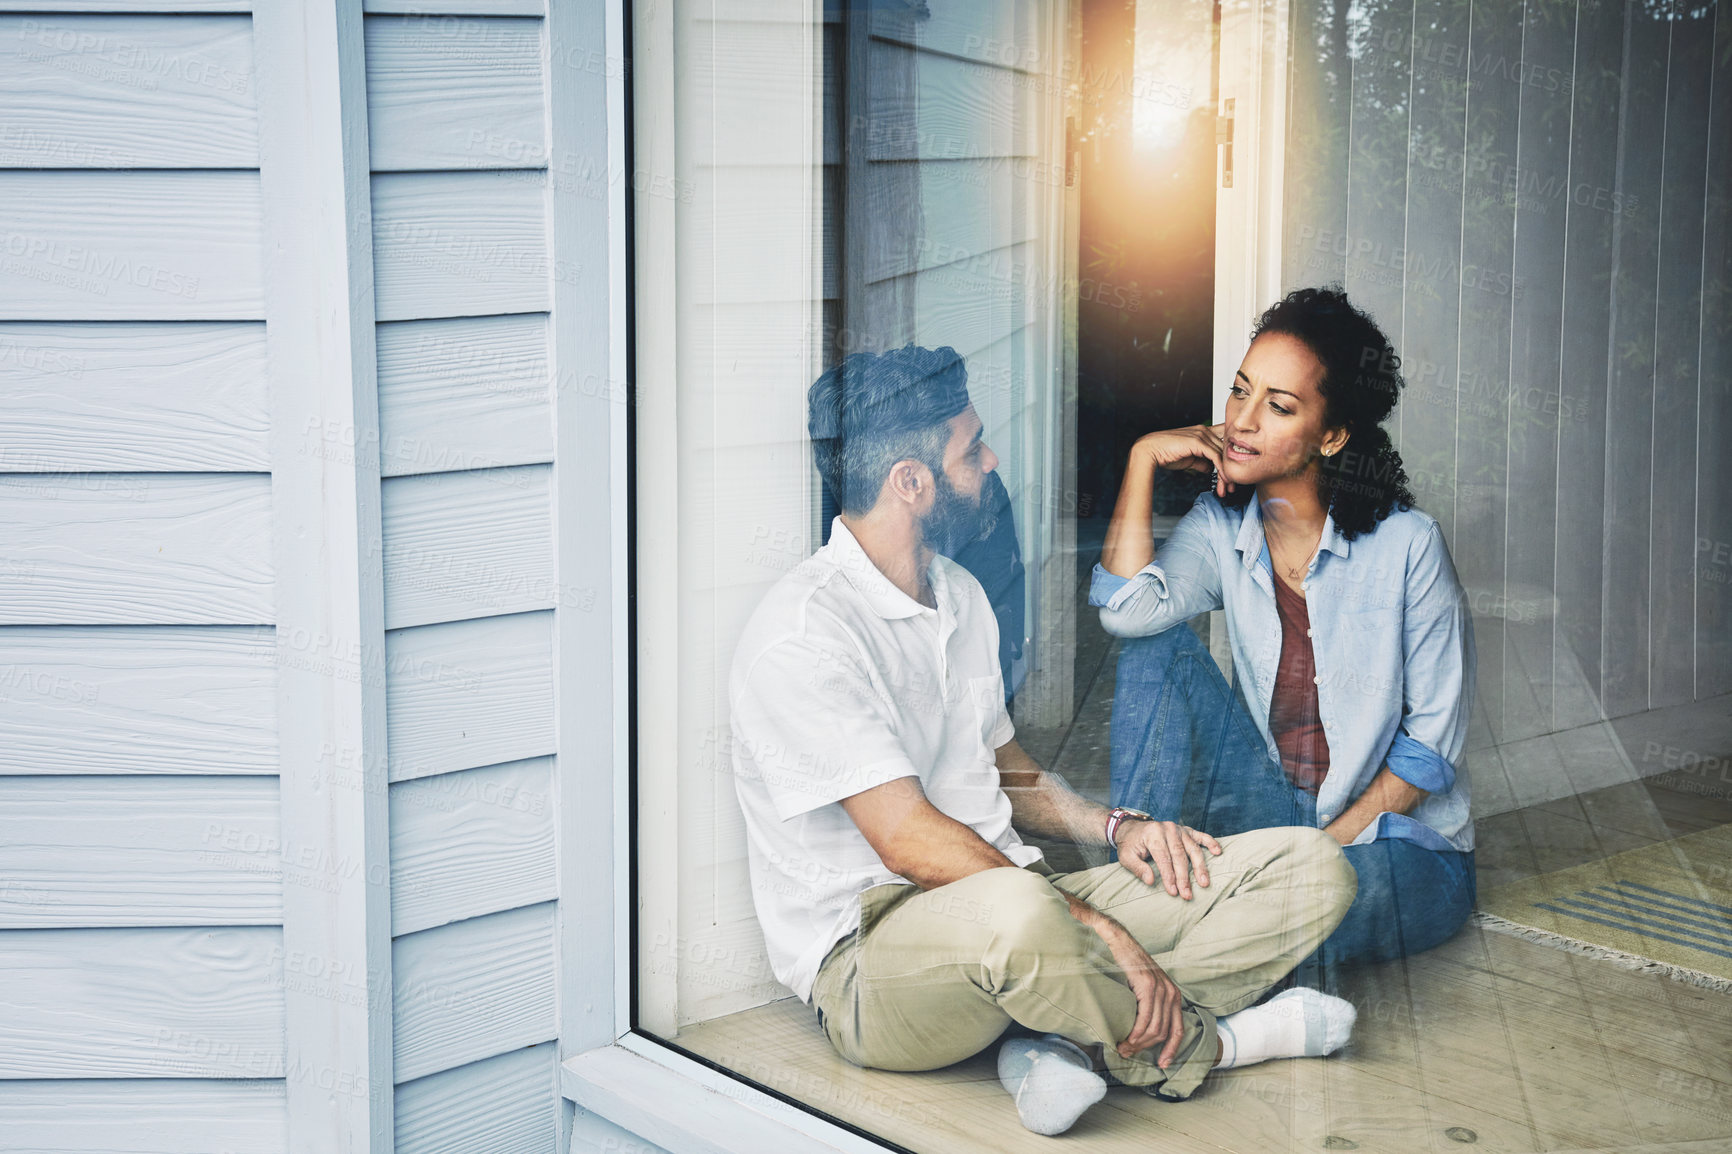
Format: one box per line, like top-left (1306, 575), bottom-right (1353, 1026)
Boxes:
top-left (561, 1033), bottom-right (893, 1154)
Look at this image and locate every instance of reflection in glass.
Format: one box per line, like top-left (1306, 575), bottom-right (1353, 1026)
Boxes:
top-left (635, 0), bottom-right (1732, 1148)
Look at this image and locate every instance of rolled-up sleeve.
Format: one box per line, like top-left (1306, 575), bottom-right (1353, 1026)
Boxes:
top-left (1391, 521), bottom-right (1476, 794)
top-left (1090, 497), bottom-right (1224, 637)
top-left (1386, 730), bottom-right (1457, 793)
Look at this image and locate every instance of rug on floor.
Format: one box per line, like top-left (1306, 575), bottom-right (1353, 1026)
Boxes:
top-left (1477, 822), bottom-right (1732, 988)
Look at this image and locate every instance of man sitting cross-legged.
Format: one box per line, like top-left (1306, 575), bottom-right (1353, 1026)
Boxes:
top-left (728, 344), bottom-right (1361, 1135)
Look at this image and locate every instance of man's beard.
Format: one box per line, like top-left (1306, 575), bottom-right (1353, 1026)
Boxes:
top-left (919, 470), bottom-right (999, 556)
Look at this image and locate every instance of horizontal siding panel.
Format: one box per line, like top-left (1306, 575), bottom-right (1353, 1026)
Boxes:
top-left (370, 171), bottom-right (548, 322)
top-left (865, 42), bottom-right (1036, 161)
top-left (0, 321), bottom-right (269, 472)
top-left (0, 925), bottom-right (284, 1078)
top-left (906, 245), bottom-right (1035, 356)
top-left (867, 160), bottom-right (1042, 282)
top-left (385, 610), bottom-right (553, 782)
top-left (0, 625), bottom-right (277, 775)
top-left (0, 14), bottom-right (257, 168)
top-left (0, 1078), bottom-right (286, 1154)
top-left (390, 756), bottom-right (555, 936)
top-left (0, 170), bottom-right (263, 319)
top-left (365, 14), bottom-right (544, 173)
top-left (366, 0), bottom-right (543, 13)
top-left (867, 0), bottom-right (1041, 69)
top-left (391, 901), bottom-right (556, 1083)
top-left (0, 473), bottom-right (272, 624)
top-left (375, 314), bottom-right (553, 477)
top-left (0, 0), bottom-right (248, 13)
top-left (381, 464), bottom-right (553, 630)
top-left (0, 774), bottom-right (280, 927)
top-left (394, 1040), bottom-right (558, 1154)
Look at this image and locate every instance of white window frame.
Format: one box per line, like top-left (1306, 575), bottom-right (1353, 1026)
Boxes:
top-left (559, 1), bottom-right (1290, 1150)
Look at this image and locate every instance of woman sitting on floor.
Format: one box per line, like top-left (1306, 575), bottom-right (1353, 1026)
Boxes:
top-left (1092, 285), bottom-right (1477, 985)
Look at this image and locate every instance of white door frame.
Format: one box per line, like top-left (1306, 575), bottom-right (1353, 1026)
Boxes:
top-left (1213, 0), bottom-right (1291, 425)
top-left (1208, 0), bottom-right (1290, 676)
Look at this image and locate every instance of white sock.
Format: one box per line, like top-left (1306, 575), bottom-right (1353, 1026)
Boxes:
top-left (1214, 987), bottom-right (1356, 1069)
top-left (996, 1033), bottom-right (1107, 1135)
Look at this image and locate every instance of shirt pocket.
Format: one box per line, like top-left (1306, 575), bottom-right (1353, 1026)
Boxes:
top-left (1331, 601), bottom-right (1403, 635)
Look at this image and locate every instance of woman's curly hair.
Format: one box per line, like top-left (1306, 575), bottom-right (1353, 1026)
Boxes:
top-left (1215, 285), bottom-right (1416, 539)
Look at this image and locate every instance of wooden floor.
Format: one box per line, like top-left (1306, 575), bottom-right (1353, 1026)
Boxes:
top-left (670, 534), bottom-right (1732, 1152)
top-left (672, 918), bottom-right (1732, 1153)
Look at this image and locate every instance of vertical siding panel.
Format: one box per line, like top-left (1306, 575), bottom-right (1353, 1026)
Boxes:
top-left (552, 163), bottom-right (620, 1110)
top-left (1648, 4), bottom-right (1714, 708)
top-left (1284, 0), bottom-right (1354, 288)
top-left (1553, 0), bottom-right (1625, 728)
top-left (1344, 0), bottom-right (1414, 349)
top-left (1500, 0), bottom-right (1577, 743)
top-left (1698, 4), bottom-right (1732, 700)
top-left (1452, 0), bottom-right (1524, 744)
top-left (253, 0), bottom-right (395, 1148)
top-left (1398, 0), bottom-right (1472, 544)
top-left (1599, 1), bottom-right (1668, 717)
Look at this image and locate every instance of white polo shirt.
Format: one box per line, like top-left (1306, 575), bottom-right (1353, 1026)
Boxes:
top-left (728, 515), bottom-right (1042, 1002)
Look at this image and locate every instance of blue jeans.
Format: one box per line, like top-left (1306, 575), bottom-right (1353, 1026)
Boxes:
top-left (1108, 623), bottom-right (1476, 981)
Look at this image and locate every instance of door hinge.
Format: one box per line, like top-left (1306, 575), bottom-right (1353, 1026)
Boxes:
top-left (1218, 98), bottom-right (1235, 188)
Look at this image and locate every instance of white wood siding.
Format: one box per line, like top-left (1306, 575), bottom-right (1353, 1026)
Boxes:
top-left (0, 1080), bottom-right (288, 1154)
top-left (393, 1042), bottom-right (560, 1154)
top-left (363, 11), bottom-right (563, 1149)
top-left (369, 171), bottom-right (549, 321)
top-left (0, 7), bottom-right (285, 1147)
top-left (0, 625), bottom-right (277, 775)
top-left (381, 465), bottom-right (553, 629)
top-left (0, 926), bottom-right (284, 1078)
top-left (1, 0), bottom-right (611, 1150)
top-left (0, 171), bottom-right (263, 319)
top-left (0, 775), bottom-right (281, 926)
top-left (389, 755), bottom-right (556, 937)
top-left (364, 14), bottom-right (542, 172)
top-left (374, 314), bottom-right (552, 476)
top-left (0, 14), bottom-right (256, 167)
top-left (0, 322), bottom-right (270, 472)
top-left (0, 474), bottom-right (273, 624)
top-left (390, 900), bottom-right (556, 1083)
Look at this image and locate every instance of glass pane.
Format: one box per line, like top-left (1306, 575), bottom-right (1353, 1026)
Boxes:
top-left (634, 0), bottom-right (1732, 1148)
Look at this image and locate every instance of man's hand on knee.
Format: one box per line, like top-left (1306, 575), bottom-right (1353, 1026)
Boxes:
top-left (1114, 819), bottom-right (1223, 899)
top-left (1092, 916), bottom-right (1189, 1068)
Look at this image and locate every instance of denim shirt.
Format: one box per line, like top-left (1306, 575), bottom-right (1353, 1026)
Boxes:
top-left (1089, 492), bottom-right (1477, 854)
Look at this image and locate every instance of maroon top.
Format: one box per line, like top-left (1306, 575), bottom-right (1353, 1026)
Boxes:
top-left (1268, 576), bottom-right (1331, 795)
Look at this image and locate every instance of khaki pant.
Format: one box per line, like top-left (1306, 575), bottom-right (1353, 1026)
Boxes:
top-left (808, 825), bottom-right (1356, 1099)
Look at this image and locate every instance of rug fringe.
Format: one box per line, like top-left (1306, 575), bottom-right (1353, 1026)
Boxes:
top-left (1472, 911), bottom-right (1732, 994)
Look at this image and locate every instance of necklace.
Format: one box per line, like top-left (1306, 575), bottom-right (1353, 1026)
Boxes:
top-left (1266, 527), bottom-right (1320, 584)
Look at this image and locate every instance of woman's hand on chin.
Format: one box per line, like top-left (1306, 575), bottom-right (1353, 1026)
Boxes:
top-left (1132, 424), bottom-right (1236, 497)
